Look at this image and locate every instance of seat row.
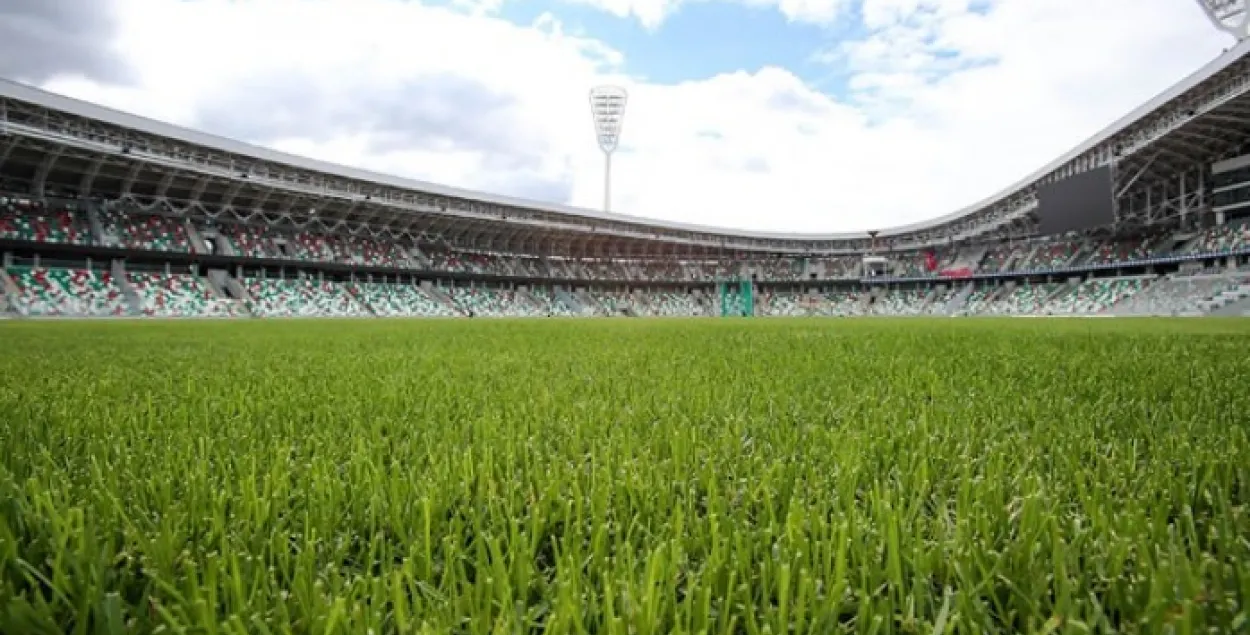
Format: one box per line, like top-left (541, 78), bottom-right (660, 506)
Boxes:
top-left (4, 197), bottom-right (1249, 282)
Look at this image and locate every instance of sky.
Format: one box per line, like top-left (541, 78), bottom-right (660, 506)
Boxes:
top-left (0, 0), bottom-right (1236, 233)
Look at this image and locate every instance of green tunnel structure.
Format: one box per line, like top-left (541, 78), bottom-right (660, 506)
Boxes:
top-left (717, 278), bottom-right (754, 317)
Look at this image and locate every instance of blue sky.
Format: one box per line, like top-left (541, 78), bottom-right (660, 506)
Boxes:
top-left (497, 1), bottom-right (849, 89)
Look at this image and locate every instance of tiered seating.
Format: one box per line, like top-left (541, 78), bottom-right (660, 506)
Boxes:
top-left (813, 258), bottom-right (857, 279)
top-left (635, 260), bottom-right (685, 282)
top-left (245, 278), bottom-right (371, 317)
top-left (460, 252), bottom-right (514, 276)
top-left (286, 232), bottom-right (337, 262)
top-left (968, 284), bottom-right (1061, 315)
top-left (326, 236), bottom-right (412, 267)
top-left (100, 209), bottom-right (193, 253)
top-left (978, 244), bottom-right (1028, 273)
top-left (1185, 222), bottom-right (1250, 254)
top-left (1110, 275), bottom-right (1236, 316)
top-left (758, 292), bottom-right (803, 316)
top-left (525, 288), bottom-right (576, 316)
top-left (1042, 278), bottom-right (1148, 315)
top-left (1084, 237), bottom-right (1152, 265)
top-left (960, 286), bottom-right (999, 315)
top-left (0, 198), bottom-right (90, 245)
top-left (939, 247), bottom-right (985, 278)
top-left (583, 291), bottom-right (636, 315)
top-left (751, 259), bottom-right (805, 281)
top-left (128, 272), bottom-right (242, 318)
top-left (221, 225), bottom-right (281, 259)
top-left (871, 289), bottom-right (929, 315)
top-left (891, 254), bottom-right (931, 278)
top-left (923, 287), bottom-right (959, 314)
top-left (815, 291), bottom-right (865, 316)
top-left (1017, 241), bottom-right (1081, 270)
top-left (639, 292), bottom-right (707, 317)
top-left (284, 232), bottom-right (409, 266)
top-left (8, 267), bottom-right (128, 317)
top-left (448, 287), bottom-right (544, 317)
top-left (579, 261), bottom-right (629, 281)
top-left (424, 250), bottom-right (514, 276)
top-left (349, 283), bottom-right (458, 317)
top-left (683, 261), bottom-right (741, 282)
top-left (513, 258), bottom-right (552, 278)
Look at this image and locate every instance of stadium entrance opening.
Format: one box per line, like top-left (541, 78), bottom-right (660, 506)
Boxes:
top-left (862, 255), bottom-right (888, 278)
top-left (717, 278), bottom-right (754, 317)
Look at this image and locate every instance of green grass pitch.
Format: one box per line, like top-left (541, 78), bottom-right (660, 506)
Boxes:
top-left (2, 318), bottom-right (1249, 633)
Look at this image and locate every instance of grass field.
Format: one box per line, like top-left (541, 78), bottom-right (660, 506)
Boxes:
top-left (2, 318), bottom-right (1249, 634)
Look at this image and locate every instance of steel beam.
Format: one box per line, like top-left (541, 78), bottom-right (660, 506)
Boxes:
top-left (1195, 0), bottom-right (1248, 39)
top-left (33, 148), bottom-right (62, 198)
top-left (0, 135), bottom-right (17, 173)
top-left (78, 155), bottom-right (105, 196)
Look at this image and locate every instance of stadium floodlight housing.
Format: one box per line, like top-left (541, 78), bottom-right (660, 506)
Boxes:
top-left (589, 85), bottom-right (628, 214)
top-left (1194, 0), bottom-right (1249, 39)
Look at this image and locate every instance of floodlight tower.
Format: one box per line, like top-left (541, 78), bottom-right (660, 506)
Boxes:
top-left (1194, 0), bottom-right (1249, 39)
top-left (589, 86), bottom-right (628, 214)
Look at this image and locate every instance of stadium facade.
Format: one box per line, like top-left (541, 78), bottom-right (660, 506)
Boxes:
top-left (3, 38), bottom-right (1250, 319)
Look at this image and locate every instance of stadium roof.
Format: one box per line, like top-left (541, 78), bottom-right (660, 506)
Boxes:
top-left (2, 38), bottom-right (1249, 242)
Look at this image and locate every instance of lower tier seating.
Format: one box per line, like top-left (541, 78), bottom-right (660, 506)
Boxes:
top-left (814, 291), bottom-right (865, 316)
top-left (349, 283), bottom-right (459, 317)
top-left (525, 288), bottom-right (577, 316)
top-left (640, 292), bottom-right (708, 317)
top-left (2, 268), bottom-right (1234, 319)
top-left (871, 289), bottom-right (929, 315)
top-left (758, 292), bottom-right (802, 316)
top-left (448, 287), bottom-right (546, 317)
top-left (1109, 274), bottom-right (1238, 315)
top-left (964, 284), bottom-right (1062, 316)
top-left (7, 267), bottom-right (128, 317)
top-left (128, 272), bottom-right (243, 318)
top-left (1042, 278), bottom-right (1148, 314)
top-left (244, 278), bottom-right (372, 317)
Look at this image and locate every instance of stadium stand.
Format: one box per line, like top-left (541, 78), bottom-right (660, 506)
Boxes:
top-left (98, 207), bottom-right (193, 253)
top-left (219, 224), bottom-right (281, 259)
top-left (244, 278), bottom-right (372, 318)
top-left (5, 54), bottom-right (1250, 321)
top-left (1109, 272), bottom-right (1247, 316)
top-left (5, 198), bottom-right (1250, 319)
top-left (871, 289), bottom-right (930, 315)
top-left (128, 271), bottom-right (244, 318)
top-left (0, 197), bottom-right (91, 246)
top-left (1185, 220), bottom-right (1250, 254)
top-left (1017, 240), bottom-right (1083, 270)
top-left (7, 267), bottom-right (129, 317)
top-left (1041, 278), bottom-right (1149, 315)
top-left (963, 283), bottom-right (1063, 316)
top-left (349, 282), bottom-right (459, 317)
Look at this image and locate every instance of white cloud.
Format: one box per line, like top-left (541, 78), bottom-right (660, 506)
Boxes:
top-left (558, 0), bottom-right (850, 30)
top-left (29, 0), bottom-right (1233, 233)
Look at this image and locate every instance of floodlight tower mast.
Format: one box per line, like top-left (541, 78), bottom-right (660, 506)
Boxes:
top-left (589, 86), bottom-right (628, 214)
top-left (1194, 0), bottom-right (1249, 39)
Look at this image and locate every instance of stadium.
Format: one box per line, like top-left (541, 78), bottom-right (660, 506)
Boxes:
top-left (2, 1), bottom-right (1250, 633)
top-left (0, 41), bottom-right (1249, 318)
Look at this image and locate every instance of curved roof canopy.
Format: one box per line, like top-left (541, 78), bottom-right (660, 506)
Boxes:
top-left (1, 39), bottom-right (1247, 241)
